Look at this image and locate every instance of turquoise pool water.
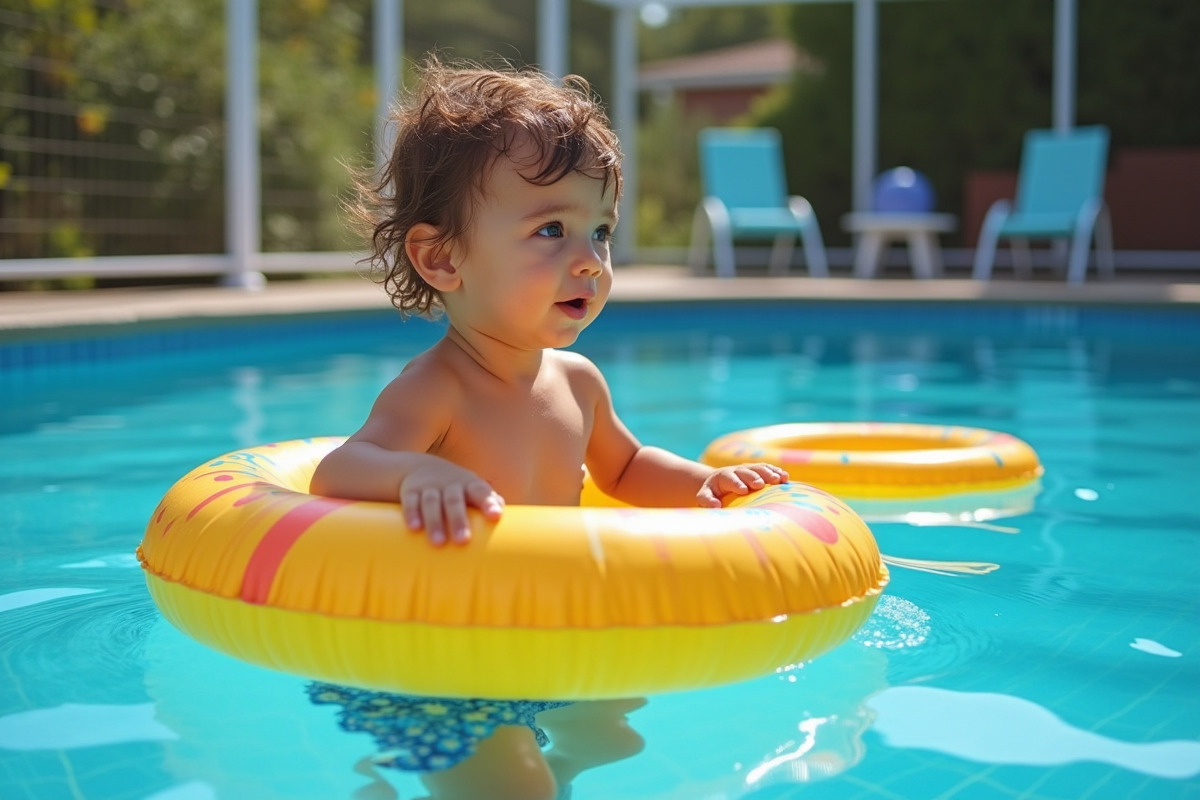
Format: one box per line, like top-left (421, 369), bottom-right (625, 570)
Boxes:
top-left (2, 300), bottom-right (1199, 800)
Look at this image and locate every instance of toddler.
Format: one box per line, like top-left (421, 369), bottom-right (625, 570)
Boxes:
top-left (308, 58), bottom-right (790, 798)
top-left (310, 58), bottom-right (786, 543)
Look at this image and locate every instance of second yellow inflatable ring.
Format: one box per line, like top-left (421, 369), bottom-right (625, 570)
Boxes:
top-left (138, 438), bottom-right (887, 700)
top-left (702, 422), bottom-right (1043, 501)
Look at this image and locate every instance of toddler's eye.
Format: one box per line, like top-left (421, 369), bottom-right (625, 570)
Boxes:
top-left (592, 225), bottom-right (611, 243)
top-left (536, 223), bottom-right (564, 238)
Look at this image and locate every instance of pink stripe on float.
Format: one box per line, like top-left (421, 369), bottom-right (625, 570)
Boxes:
top-left (232, 488), bottom-right (276, 507)
top-left (240, 497), bottom-right (352, 605)
top-left (759, 503), bottom-right (839, 544)
top-left (778, 449), bottom-right (813, 465)
top-left (186, 481), bottom-right (264, 520)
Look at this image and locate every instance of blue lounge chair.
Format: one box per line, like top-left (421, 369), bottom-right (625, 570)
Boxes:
top-left (689, 127), bottom-right (828, 278)
top-left (972, 126), bottom-right (1114, 284)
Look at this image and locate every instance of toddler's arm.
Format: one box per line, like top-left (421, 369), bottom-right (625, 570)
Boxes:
top-left (571, 355), bottom-right (787, 507)
top-left (312, 441), bottom-right (502, 545)
top-left (309, 355), bottom-right (502, 546)
top-left (601, 444), bottom-right (787, 508)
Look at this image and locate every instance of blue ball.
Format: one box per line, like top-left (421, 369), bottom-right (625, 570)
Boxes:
top-left (872, 167), bottom-right (935, 213)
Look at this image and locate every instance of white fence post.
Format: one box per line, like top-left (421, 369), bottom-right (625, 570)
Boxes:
top-left (374, 0), bottom-right (402, 170)
top-left (224, 0), bottom-right (265, 288)
top-left (1053, 0), bottom-right (1076, 133)
top-left (538, 0), bottom-right (568, 80)
top-left (852, 0), bottom-right (877, 213)
top-left (611, 4), bottom-right (637, 265)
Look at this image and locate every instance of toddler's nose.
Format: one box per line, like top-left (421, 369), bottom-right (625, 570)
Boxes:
top-left (571, 240), bottom-right (606, 276)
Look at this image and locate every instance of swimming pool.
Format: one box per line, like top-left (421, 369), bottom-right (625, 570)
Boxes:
top-left (2, 300), bottom-right (1199, 799)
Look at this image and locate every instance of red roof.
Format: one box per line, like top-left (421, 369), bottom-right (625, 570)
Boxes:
top-left (639, 39), bottom-right (819, 92)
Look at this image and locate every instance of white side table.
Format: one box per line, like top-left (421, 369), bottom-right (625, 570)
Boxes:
top-left (841, 212), bottom-right (957, 279)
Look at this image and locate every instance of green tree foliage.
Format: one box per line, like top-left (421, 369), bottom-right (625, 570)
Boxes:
top-left (257, 0), bottom-right (375, 252)
top-left (636, 99), bottom-right (711, 249)
top-left (1, 0), bottom-right (377, 257)
top-left (1076, 0), bottom-right (1200, 147)
top-left (405, 0), bottom-right (529, 64)
top-left (568, 0), bottom-right (615, 101)
top-left (402, 0), bottom-right (614, 99)
top-left (753, 0), bottom-right (1200, 245)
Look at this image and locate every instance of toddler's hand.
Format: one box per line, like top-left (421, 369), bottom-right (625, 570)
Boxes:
top-left (400, 461), bottom-right (504, 546)
top-left (696, 463), bottom-right (788, 508)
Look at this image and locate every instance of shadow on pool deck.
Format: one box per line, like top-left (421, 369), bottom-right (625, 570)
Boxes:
top-left (2, 264), bottom-right (1199, 337)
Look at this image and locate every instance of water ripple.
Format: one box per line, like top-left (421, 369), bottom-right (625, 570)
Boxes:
top-left (2, 583), bottom-right (159, 703)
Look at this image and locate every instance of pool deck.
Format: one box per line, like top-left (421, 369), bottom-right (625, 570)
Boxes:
top-left (2, 265), bottom-right (1199, 337)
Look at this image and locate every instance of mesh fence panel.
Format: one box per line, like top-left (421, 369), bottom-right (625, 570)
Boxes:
top-left (0, 1), bottom-right (374, 261)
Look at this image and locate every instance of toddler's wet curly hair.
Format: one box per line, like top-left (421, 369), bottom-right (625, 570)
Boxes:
top-left (352, 59), bottom-right (623, 317)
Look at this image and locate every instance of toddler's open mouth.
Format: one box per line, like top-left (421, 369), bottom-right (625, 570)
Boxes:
top-left (556, 297), bottom-right (589, 319)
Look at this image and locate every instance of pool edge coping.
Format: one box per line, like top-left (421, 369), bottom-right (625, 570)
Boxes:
top-left (3, 266), bottom-right (1199, 341)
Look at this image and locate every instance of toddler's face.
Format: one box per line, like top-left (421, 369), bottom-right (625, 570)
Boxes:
top-left (445, 138), bottom-right (618, 351)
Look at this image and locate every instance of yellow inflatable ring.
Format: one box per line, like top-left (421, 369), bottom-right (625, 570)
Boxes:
top-left (138, 438), bottom-right (888, 700)
top-left (702, 422), bottom-right (1043, 503)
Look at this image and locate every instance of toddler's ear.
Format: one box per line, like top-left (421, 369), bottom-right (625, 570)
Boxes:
top-left (406, 223), bottom-right (460, 291)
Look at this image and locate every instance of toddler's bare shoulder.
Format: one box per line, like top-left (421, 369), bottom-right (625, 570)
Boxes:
top-left (550, 350), bottom-right (611, 403)
top-left (376, 349), bottom-right (465, 410)
top-left (550, 348), bottom-right (601, 376)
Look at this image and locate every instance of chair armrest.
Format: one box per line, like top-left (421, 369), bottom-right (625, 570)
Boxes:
top-left (1074, 196), bottom-right (1103, 229)
top-left (980, 199), bottom-right (1013, 237)
top-left (699, 196), bottom-right (732, 229)
top-left (971, 199), bottom-right (1013, 280)
top-left (787, 195), bottom-right (828, 277)
top-left (786, 195), bottom-right (816, 222)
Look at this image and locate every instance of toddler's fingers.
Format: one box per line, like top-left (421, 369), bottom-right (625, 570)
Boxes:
top-left (735, 467), bottom-right (766, 489)
top-left (720, 471), bottom-right (749, 495)
top-left (746, 463), bottom-right (787, 484)
top-left (441, 485), bottom-right (472, 545)
top-left (465, 480), bottom-right (504, 521)
top-left (420, 488), bottom-right (446, 546)
top-left (695, 485), bottom-right (723, 507)
top-left (400, 488), bottom-right (424, 531)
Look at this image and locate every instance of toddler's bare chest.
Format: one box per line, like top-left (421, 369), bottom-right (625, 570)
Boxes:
top-left (440, 394), bottom-right (591, 505)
